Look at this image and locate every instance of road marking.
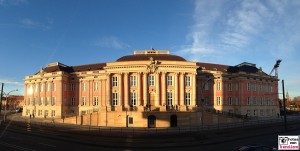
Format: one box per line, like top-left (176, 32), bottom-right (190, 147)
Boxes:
top-left (0, 141), bottom-right (35, 151)
top-left (38, 142), bottom-right (56, 147)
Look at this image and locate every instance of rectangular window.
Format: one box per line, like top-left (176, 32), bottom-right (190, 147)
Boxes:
top-left (130, 76), bottom-right (136, 86)
top-left (228, 83), bottom-right (232, 91)
top-left (253, 97), bottom-right (256, 105)
top-left (270, 85), bottom-right (274, 92)
top-left (235, 97), bottom-right (239, 105)
top-left (228, 97), bottom-right (232, 105)
top-left (82, 97), bottom-right (86, 106)
top-left (259, 84), bottom-right (262, 92)
top-left (94, 82), bottom-right (98, 91)
top-left (51, 110), bottom-right (55, 117)
top-left (260, 109), bottom-right (264, 116)
top-left (167, 92), bottom-right (173, 106)
top-left (52, 97), bottom-right (56, 106)
top-left (112, 76), bottom-right (118, 87)
top-left (265, 84), bottom-right (268, 92)
top-left (130, 92), bottom-right (136, 106)
top-left (217, 82), bottom-right (221, 91)
top-left (148, 75), bottom-right (155, 86)
top-left (44, 110), bottom-right (48, 117)
top-left (94, 97), bottom-right (98, 106)
top-left (260, 97), bottom-right (263, 105)
top-left (247, 97), bottom-right (251, 105)
top-left (253, 110), bottom-right (256, 116)
top-left (112, 93), bottom-right (118, 106)
top-left (185, 92), bottom-right (191, 106)
top-left (82, 83), bottom-right (86, 91)
top-left (205, 81), bottom-right (210, 90)
top-left (167, 75), bottom-right (173, 86)
top-left (185, 76), bottom-right (191, 86)
top-left (247, 110), bottom-right (251, 116)
top-left (71, 98), bottom-right (75, 106)
top-left (247, 83), bottom-right (250, 91)
top-left (71, 83), bottom-right (75, 91)
top-left (217, 97), bottom-right (221, 105)
top-left (38, 110), bottom-right (42, 116)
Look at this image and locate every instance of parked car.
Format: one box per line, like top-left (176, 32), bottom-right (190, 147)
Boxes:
top-left (16, 107), bottom-right (23, 113)
top-left (235, 145), bottom-right (278, 151)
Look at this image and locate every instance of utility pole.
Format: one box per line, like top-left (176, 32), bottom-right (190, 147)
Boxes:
top-left (282, 80), bottom-right (287, 131)
top-left (0, 83), bottom-right (3, 115)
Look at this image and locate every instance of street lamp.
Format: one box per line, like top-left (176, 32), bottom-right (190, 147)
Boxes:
top-left (4, 89), bottom-right (18, 122)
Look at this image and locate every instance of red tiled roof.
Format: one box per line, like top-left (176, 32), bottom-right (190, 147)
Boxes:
top-left (196, 62), bottom-right (229, 72)
top-left (116, 54), bottom-right (186, 62)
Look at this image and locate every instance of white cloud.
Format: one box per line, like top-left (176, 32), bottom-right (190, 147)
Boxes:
top-left (0, 79), bottom-right (23, 86)
top-left (94, 36), bottom-right (130, 49)
top-left (19, 18), bottom-right (51, 30)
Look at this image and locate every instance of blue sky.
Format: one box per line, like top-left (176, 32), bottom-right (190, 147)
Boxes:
top-left (0, 0), bottom-right (299, 99)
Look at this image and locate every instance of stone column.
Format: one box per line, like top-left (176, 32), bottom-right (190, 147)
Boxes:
top-left (143, 72), bottom-right (148, 106)
top-left (155, 72), bottom-right (160, 106)
top-left (180, 72), bottom-right (185, 106)
top-left (174, 73), bottom-right (178, 105)
top-left (161, 72), bottom-right (166, 106)
top-left (137, 72), bottom-right (141, 106)
top-left (124, 73), bottom-right (129, 107)
top-left (192, 73), bottom-right (197, 106)
top-left (118, 73), bottom-right (123, 106)
top-left (106, 74), bottom-right (111, 106)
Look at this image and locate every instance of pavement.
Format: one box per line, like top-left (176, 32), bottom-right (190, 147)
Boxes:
top-left (1, 112), bottom-right (300, 149)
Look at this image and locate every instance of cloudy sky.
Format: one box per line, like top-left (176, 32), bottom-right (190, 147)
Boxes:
top-left (0, 0), bottom-right (299, 98)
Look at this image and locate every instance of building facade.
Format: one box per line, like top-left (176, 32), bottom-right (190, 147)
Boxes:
top-left (23, 50), bottom-right (279, 127)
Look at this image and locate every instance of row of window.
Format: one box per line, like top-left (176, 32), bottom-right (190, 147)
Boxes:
top-left (216, 97), bottom-right (275, 106)
top-left (27, 97), bottom-right (56, 106)
top-left (28, 83), bottom-right (56, 93)
top-left (26, 109), bottom-right (56, 117)
top-left (216, 82), bottom-right (275, 92)
top-left (245, 109), bottom-right (276, 116)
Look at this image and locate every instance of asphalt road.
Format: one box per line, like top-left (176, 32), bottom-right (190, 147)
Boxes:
top-left (0, 113), bottom-right (299, 151)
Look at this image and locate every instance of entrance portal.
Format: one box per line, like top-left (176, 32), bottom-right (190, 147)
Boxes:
top-left (148, 115), bottom-right (156, 128)
top-left (170, 114), bottom-right (177, 127)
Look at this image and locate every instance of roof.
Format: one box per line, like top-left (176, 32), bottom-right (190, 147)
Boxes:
top-left (197, 62), bottom-right (229, 72)
top-left (42, 62), bottom-right (106, 73)
top-left (116, 54), bottom-right (187, 62)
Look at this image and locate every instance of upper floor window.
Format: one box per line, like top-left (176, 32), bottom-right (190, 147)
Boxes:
top-left (217, 82), bottom-right (221, 91)
top-left (130, 92), bottom-right (136, 106)
top-left (71, 83), bottom-right (75, 91)
top-left (112, 92), bottom-right (118, 106)
top-left (265, 84), bottom-right (269, 92)
top-left (228, 83), bottom-right (232, 91)
top-left (167, 75), bottom-right (173, 86)
top-left (112, 76), bottom-right (118, 87)
top-left (217, 97), bottom-right (221, 105)
top-left (228, 97), bottom-right (232, 105)
top-left (167, 92), bottom-right (173, 106)
top-left (270, 85), bottom-right (274, 92)
top-left (205, 80), bottom-right (210, 90)
top-left (94, 82), bottom-right (98, 91)
top-left (82, 83), bottom-right (86, 91)
top-left (253, 97), bottom-right (256, 105)
top-left (130, 76), bottom-right (136, 86)
top-left (247, 83), bottom-right (250, 91)
top-left (252, 83), bottom-right (256, 91)
top-left (259, 84), bottom-right (262, 92)
top-left (185, 92), bottom-right (191, 106)
top-left (260, 97), bottom-right (263, 105)
top-left (82, 97), bottom-right (86, 106)
top-left (148, 75), bottom-right (155, 86)
top-left (94, 97), bottom-right (98, 106)
top-left (185, 76), bottom-right (190, 87)
top-left (71, 98), bottom-right (75, 106)
top-left (247, 97), bottom-right (251, 105)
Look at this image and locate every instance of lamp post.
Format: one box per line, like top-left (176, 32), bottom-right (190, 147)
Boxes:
top-left (4, 89), bottom-right (18, 122)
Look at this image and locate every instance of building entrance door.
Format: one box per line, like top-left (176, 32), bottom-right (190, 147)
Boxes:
top-left (170, 115), bottom-right (177, 127)
top-left (148, 115), bottom-right (156, 128)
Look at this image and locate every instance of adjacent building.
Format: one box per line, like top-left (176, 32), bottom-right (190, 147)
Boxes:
top-left (23, 50), bottom-right (279, 127)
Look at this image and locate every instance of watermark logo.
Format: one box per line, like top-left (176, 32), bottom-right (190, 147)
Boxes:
top-left (278, 135), bottom-right (299, 150)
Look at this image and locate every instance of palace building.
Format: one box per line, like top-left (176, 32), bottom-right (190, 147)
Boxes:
top-left (23, 50), bottom-right (280, 127)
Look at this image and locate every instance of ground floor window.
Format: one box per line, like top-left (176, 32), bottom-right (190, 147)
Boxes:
top-left (38, 110), bottom-right (42, 116)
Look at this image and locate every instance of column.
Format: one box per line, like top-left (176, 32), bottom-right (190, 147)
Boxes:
top-left (174, 73), bottom-right (178, 105)
top-left (143, 72), bottom-right (148, 106)
top-left (180, 72), bottom-right (185, 106)
top-left (124, 73), bottom-right (129, 107)
top-left (118, 73), bottom-right (123, 106)
top-left (192, 73), bottom-right (197, 106)
top-left (161, 72), bottom-right (166, 106)
top-left (106, 74), bottom-right (111, 106)
top-left (137, 72), bottom-right (141, 106)
top-left (155, 72), bottom-right (160, 106)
